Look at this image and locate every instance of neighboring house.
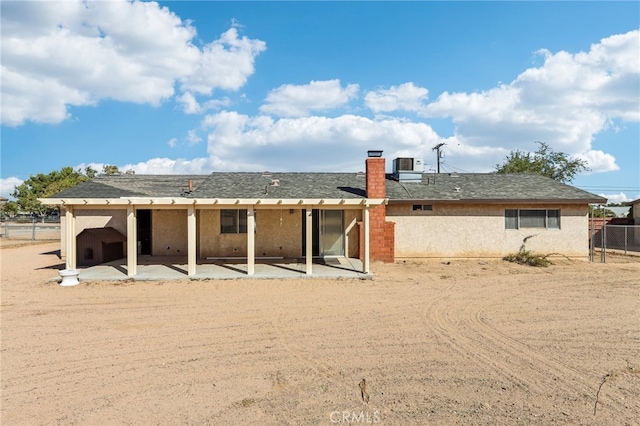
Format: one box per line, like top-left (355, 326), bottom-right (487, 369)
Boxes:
top-left (40, 152), bottom-right (606, 277)
top-left (630, 198), bottom-right (640, 224)
top-left (605, 206), bottom-right (632, 218)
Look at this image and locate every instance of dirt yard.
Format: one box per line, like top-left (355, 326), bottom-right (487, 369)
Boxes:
top-left (1, 241), bottom-right (638, 425)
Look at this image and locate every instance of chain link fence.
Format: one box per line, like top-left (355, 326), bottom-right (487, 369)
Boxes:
top-left (1, 219), bottom-right (61, 241)
top-left (590, 223), bottom-right (640, 262)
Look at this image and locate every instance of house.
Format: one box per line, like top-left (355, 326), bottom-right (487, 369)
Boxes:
top-left (40, 152), bottom-right (606, 278)
top-left (629, 198), bottom-right (640, 224)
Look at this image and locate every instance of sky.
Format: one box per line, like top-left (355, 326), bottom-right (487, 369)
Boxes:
top-left (1, 0), bottom-right (639, 204)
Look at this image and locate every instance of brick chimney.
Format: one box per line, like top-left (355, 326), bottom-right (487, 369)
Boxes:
top-left (363, 150), bottom-right (395, 263)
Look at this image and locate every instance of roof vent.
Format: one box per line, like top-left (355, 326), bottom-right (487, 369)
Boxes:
top-left (356, 171), bottom-right (366, 178)
top-left (271, 179), bottom-right (280, 187)
top-left (454, 186), bottom-right (461, 193)
top-left (262, 171), bottom-right (272, 178)
top-left (367, 150), bottom-right (383, 158)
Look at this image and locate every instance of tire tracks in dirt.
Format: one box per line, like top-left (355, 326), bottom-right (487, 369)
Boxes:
top-left (422, 276), bottom-right (595, 403)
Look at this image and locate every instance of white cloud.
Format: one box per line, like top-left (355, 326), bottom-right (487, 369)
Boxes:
top-left (597, 192), bottom-right (636, 204)
top-left (179, 27), bottom-right (266, 95)
top-left (260, 80), bottom-right (359, 117)
top-left (200, 111), bottom-right (446, 171)
top-left (167, 138), bottom-right (178, 148)
top-left (1, 0), bottom-right (265, 126)
top-left (176, 92), bottom-right (231, 115)
top-left (176, 92), bottom-right (201, 115)
top-left (422, 30), bottom-right (639, 173)
top-left (121, 157), bottom-right (213, 175)
top-left (187, 130), bottom-right (202, 145)
top-left (0, 177), bottom-right (23, 200)
top-left (364, 82), bottom-right (429, 113)
top-left (576, 149), bottom-right (620, 174)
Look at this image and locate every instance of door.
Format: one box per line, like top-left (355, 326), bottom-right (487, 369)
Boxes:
top-left (320, 210), bottom-right (344, 256)
top-left (137, 209), bottom-right (152, 255)
top-left (301, 210), bottom-right (344, 257)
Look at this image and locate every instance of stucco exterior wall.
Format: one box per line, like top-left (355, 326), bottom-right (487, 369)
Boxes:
top-left (255, 209), bottom-right (301, 258)
top-left (387, 203), bottom-right (589, 258)
top-left (152, 209), bottom-right (187, 256)
top-left (60, 208), bottom-right (127, 258)
top-left (632, 200), bottom-right (640, 224)
top-left (199, 208), bottom-right (302, 258)
top-left (198, 208), bottom-right (361, 258)
top-left (344, 209), bottom-right (361, 258)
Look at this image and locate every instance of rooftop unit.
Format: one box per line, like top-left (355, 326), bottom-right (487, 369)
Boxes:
top-left (393, 157), bottom-right (424, 182)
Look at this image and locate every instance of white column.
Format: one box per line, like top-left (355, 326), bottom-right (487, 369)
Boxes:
top-left (65, 206), bottom-right (76, 270)
top-left (126, 205), bottom-right (137, 277)
top-left (247, 207), bottom-right (255, 275)
top-left (305, 207), bottom-right (313, 275)
top-left (363, 206), bottom-right (370, 274)
top-left (187, 205), bottom-right (196, 276)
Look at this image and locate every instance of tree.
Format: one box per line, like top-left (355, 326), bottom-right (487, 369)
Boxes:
top-left (11, 167), bottom-right (93, 215)
top-left (102, 164), bottom-right (121, 175)
top-left (495, 141), bottom-right (588, 183)
top-left (1, 200), bottom-right (19, 217)
top-left (102, 164), bottom-right (134, 175)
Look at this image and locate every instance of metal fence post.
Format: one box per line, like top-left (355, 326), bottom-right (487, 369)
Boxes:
top-left (32, 218), bottom-right (36, 241)
top-left (624, 226), bottom-right (628, 255)
top-left (602, 220), bottom-right (607, 263)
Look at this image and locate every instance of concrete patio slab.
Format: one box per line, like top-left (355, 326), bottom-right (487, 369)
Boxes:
top-left (62, 256), bottom-right (371, 282)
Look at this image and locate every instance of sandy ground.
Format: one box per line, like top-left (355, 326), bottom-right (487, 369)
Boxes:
top-left (1, 241), bottom-right (639, 425)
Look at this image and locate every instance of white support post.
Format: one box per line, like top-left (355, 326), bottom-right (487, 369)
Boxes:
top-left (187, 205), bottom-right (197, 276)
top-left (363, 206), bottom-right (370, 274)
top-left (126, 205), bottom-right (137, 277)
top-left (305, 207), bottom-right (313, 275)
top-left (247, 207), bottom-right (255, 275)
top-left (65, 206), bottom-right (76, 270)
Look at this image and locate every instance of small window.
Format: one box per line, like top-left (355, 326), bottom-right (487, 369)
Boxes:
top-left (505, 209), bottom-right (561, 230)
top-left (520, 209), bottom-right (546, 228)
top-left (220, 209), bottom-right (248, 234)
top-left (505, 209), bottom-right (518, 229)
top-left (412, 204), bottom-right (433, 211)
top-left (547, 209), bottom-right (560, 229)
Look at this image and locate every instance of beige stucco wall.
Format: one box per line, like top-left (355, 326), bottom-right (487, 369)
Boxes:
top-left (633, 200), bottom-right (640, 224)
top-left (199, 208), bottom-right (302, 258)
top-left (61, 206), bottom-right (363, 260)
top-left (152, 209), bottom-right (188, 256)
top-left (387, 203), bottom-right (590, 259)
top-left (60, 207), bottom-right (127, 258)
top-left (344, 209), bottom-right (361, 258)
top-left (198, 208), bottom-right (362, 259)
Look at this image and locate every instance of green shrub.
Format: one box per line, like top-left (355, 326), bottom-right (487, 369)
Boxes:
top-left (503, 235), bottom-right (552, 267)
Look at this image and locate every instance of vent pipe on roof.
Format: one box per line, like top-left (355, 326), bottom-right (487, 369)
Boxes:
top-left (188, 180), bottom-right (193, 193)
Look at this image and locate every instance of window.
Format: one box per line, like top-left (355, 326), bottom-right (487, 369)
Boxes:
top-left (221, 209), bottom-right (247, 234)
top-left (505, 209), bottom-right (560, 230)
top-left (412, 204), bottom-right (433, 211)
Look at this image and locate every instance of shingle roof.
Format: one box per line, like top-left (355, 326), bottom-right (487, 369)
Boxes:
top-left (50, 172), bottom-right (605, 203)
top-left (53, 175), bottom-right (206, 198)
top-left (191, 173), bottom-right (366, 199)
top-left (385, 173), bottom-right (606, 203)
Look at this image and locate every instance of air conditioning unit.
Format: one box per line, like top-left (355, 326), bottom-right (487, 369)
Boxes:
top-left (393, 157), bottom-right (424, 182)
top-left (393, 157), bottom-right (424, 173)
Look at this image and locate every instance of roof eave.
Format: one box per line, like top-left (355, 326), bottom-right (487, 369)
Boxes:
top-left (387, 197), bottom-right (607, 205)
top-left (39, 197), bottom-right (386, 207)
